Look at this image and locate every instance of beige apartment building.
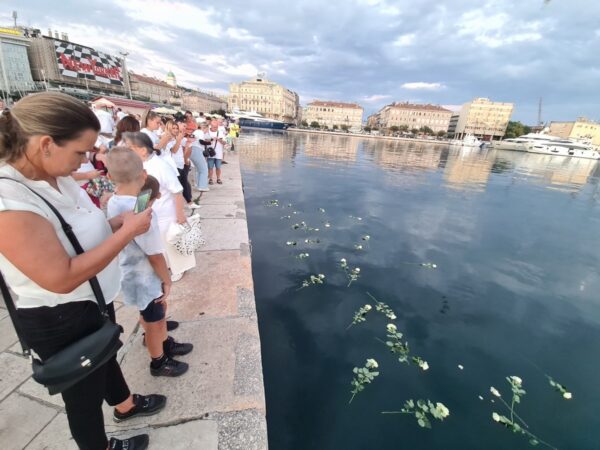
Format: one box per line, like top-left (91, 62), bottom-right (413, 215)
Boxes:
top-left (549, 118), bottom-right (600, 146)
top-left (181, 89), bottom-right (227, 113)
top-left (129, 72), bottom-right (181, 105)
top-left (378, 102), bottom-right (452, 133)
top-left (452, 97), bottom-right (513, 140)
top-left (228, 75), bottom-right (299, 123)
top-left (303, 100), bottom-right (363, 131)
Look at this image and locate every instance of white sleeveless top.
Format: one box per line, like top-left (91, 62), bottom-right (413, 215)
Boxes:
top-left (0, 164), bottom-right (121, 308)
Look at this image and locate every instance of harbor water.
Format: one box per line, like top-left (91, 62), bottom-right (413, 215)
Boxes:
top-left (239, 130), bottom-right (600, 450)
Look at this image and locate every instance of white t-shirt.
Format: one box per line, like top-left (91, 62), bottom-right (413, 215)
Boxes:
top-left (142, 154), bottom-right (182, 224)
top-left (106, 195), bottom-right (163, 310)
top-left (75, 159), bottom-right (95, 187)
top-left (116, 111), bottom-right (127, 121)
top-left (141, 128), bottom-right (159, 147)
top-left (206, 128), bottom-right (225, 160)
top-left (94, 109), bottom-right (115, 135)
top-left (166, 138), bottom-right (186, 170)
top-left (0, 164), bottom-right (121, 308)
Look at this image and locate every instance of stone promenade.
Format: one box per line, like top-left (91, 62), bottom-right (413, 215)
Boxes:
top-left (0, 151), bottom-right (268, 449)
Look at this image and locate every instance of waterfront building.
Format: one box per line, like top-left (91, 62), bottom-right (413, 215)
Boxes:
top-left (447, 113), bottom-right (460, 136)
top-left (181, 88), bottom-right (227, 113)
top-left (549, 118), bottom-right (600, 146)
top-left (0, 27), bottom-right (36, 97)
top-left (228, 74), bottom-right (300, 123)
top-left (26, 30), bottom-right (127, 99)
top-left (129, 72), bottom-right (181, 105)
top-left (377, 102), bottom-right (452, 133)
top-left (450, 97), bottom-right (513, 140)
top-left (303, 100), bottom-right (363, 131)
top-left (366, 113), bottom-right (381, 129)
top-left (166, 70), bottom-right (176, 87)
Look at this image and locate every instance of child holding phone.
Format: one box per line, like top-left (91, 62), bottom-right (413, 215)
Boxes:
top-left (106, 147), bottom-right (193, 378)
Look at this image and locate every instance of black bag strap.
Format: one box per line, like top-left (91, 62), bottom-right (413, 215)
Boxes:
top-left (0, 177), bottom-right (109, 353)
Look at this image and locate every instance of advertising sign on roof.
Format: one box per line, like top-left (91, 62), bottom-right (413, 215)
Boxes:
top-left (54, 41), bottom-right (123, 86)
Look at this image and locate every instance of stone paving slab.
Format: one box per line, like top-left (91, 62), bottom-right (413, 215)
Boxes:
top-left (0, 393), bottom-right (57, 450)
top-left (168, 250), bottom-right (254, 320)
top-left (23, 413), bottom-right (76, 450)
top-left (0, 353), bottom-right (31, 402)
top-left (199, 219), bottom-right (250, 252)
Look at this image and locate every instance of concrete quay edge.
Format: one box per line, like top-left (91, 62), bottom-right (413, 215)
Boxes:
top-left (0, 151), bottom-right (268, 450)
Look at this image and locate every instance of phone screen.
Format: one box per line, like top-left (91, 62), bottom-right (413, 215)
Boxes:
top-left (133, 189), bottom-right (152, 213)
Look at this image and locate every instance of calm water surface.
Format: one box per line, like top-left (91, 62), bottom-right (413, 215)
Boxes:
top-left (238, 130), bottom-right (600, 450)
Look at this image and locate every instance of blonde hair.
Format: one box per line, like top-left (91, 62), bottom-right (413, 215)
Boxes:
top-left (0, 92), bottom-right (100, 163)
top-left (106, 146), bottom-right (144, 184)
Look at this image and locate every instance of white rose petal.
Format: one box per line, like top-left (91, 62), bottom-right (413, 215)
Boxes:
top-left (492, 412), bottom-right (500, 422)
top-left (490, 387), bottom-right (501, 397)
top-left (420, 361), bottom-right (429, 371)
top-left (318, 274), bottom-right (325, 279)
top-left (364, 304), bottom-right (372, 311)
top-left (510, 376), bottom-right (523, 386)
top-left (432, 264), bottom-right (437, 268)
top-left (478, 395), bottom-right (484, 401)
top-left (387, 323), bottom-right (397, 333)
top-left (366, 358), bottom-right (378, 369)
top-left (563, 392), bottom-right (572, 400)
top-left (458, 364), bottom-right (464, 370)
top-left (389, 314), bottom-right (397, 320)
top-left (355, 268), bottom-right (361, 273)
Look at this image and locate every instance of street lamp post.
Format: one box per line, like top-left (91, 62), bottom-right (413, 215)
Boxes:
top-left (119, 51), bottom-right (132, 99)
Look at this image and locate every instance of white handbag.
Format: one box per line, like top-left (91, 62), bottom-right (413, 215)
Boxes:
top-left (166, 214), bottom-right (205, 255)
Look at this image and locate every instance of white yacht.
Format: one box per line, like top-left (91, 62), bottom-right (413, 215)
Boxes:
top-left (492, 132), bottom-right (600, 160)
top-left (227, 109), bottom-right (289, 130)
top-left (449, 134), bottom-right (482, 148)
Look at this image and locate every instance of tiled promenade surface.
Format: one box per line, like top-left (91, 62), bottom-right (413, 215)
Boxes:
top-left (0, 152), bottom-right (268, 450)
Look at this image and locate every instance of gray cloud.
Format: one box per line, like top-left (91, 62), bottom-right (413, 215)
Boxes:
top-left (4, 0), bottom-right (599, 122)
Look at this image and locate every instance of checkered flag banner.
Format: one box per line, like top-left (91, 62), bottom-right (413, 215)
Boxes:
top-left (55, 40), bottom-right (123, 86)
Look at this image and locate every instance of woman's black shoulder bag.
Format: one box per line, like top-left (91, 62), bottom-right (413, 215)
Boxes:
top-left (0, 178), bottom-right (122, 395)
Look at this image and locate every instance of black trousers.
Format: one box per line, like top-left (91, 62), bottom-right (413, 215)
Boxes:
top-left (17, 301), bottom-right (130, 450)
top-left (178, 164), bottom-right (192, 203)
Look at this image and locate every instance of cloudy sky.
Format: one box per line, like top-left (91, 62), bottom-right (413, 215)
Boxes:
top-left (3, 0), bottom-right (599, 123)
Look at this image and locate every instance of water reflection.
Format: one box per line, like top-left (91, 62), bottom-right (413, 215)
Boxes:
top-left (240, 131), bottom-right (599, 194)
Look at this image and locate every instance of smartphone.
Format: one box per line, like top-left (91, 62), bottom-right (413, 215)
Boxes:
top-left (133, 189), bottom-right (152, 213)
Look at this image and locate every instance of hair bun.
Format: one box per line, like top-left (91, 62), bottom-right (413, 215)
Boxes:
top-left (0, 111), bottom-right (25, 162)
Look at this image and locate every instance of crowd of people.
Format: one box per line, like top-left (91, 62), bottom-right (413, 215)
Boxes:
top-left (0, 92), bottom-right (240, 450)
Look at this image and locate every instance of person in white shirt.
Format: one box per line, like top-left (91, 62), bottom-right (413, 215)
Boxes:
top-left (206, 118), bottom-right (227, 185)
top-left (165, 121), bottom-right (198, 209)
top-left (141, 110), bottom-right (171, 154)
top-left (93, 106), bottom-right (115, 136)
top-left (0, 92), bottom-right (163, 450)
top-left (116, 108), bottom-right (128, 121)
top-left (122, 131), bottom-right (196, 282)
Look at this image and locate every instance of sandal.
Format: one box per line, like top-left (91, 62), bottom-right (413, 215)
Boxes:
top-left (217, 179), bottom-right (223, 184)
top-left (209, 179), bottom-right (214, 185)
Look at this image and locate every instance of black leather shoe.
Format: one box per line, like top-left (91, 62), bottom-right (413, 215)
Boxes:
top-left (113, 394), bottom-right (166, 422)
top-left (109, 433), bottom-right (149, 450)
top-left (166, 320), bottom-right (179, 331)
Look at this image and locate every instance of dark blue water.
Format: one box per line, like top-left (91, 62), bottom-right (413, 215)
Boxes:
top-left (239, 130), bottom-right (600, 450)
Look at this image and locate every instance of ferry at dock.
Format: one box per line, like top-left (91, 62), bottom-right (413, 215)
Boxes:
top-left (227, 109), bottom-right (289, 130)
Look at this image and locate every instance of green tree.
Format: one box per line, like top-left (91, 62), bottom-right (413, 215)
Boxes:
top-left (322, 125), bottom-right (329, 130)
top-left (437, 130), bottom-right (447, 138)
top-left (504, 121), bottom-right (531, 139)
top-left (301, 119), bottom-right (308, 127)
top-left (399, 125), bottom-right (409, 133)
top-left (389, 126), bottom-right (400, 134)
top-left (210, 108), bottom-right (227, 117)
top-left (310, 121), bottom-right (320, 129)
top-left (364, 125), bottom-right (372, 133)
top-left (419, 126), bottom-right (434, 135)
top-left (332, 124), bottom-right (339, 130)
top-left (341, 124), bottom-right (350, 132)
top-left (411, 128), bottom-right (420, 135)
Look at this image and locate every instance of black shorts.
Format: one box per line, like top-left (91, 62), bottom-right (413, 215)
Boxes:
top-left (140, 298), bottom-right (165, 323)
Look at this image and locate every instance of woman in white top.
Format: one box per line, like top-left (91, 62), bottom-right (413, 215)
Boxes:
top-left (0, 92), bottom-right (162, 450)
top-left (140, 110), bottom-right (171, 156)
top-left (166, 122), bottom-right (198, 209)
top-left (122, 132), bottom-right (196, 282)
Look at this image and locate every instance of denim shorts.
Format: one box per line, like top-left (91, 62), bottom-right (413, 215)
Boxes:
top-left (140, 298), bottom-right (165, 323)
top-left (207, 158), bottom-right (222, 169)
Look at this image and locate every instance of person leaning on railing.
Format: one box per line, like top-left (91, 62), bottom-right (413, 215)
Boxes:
top-left (0, 92), bottom-right (165, 450)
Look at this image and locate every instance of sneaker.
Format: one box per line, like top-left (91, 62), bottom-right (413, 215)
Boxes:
top-left (209, 179), bottom-right (214, 185)
top-left (167, 320), bottom-right (179, 331)
top-left (188, 203), bottom-right (201, 209)
top-left (113, 394), bottom-right (166, 423)
top-left (193, 187), bottom-right (209, 192)
top-left (109, 434), bottom-right (149, 450)
top-left (217, 179), bottom-right (223, 184)
top-left (164, 336), bottom-right (194, 356)
top-left (150, 356), bottom-right (189, 377)
top-left (171, 272), bottom-right (183, 282)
